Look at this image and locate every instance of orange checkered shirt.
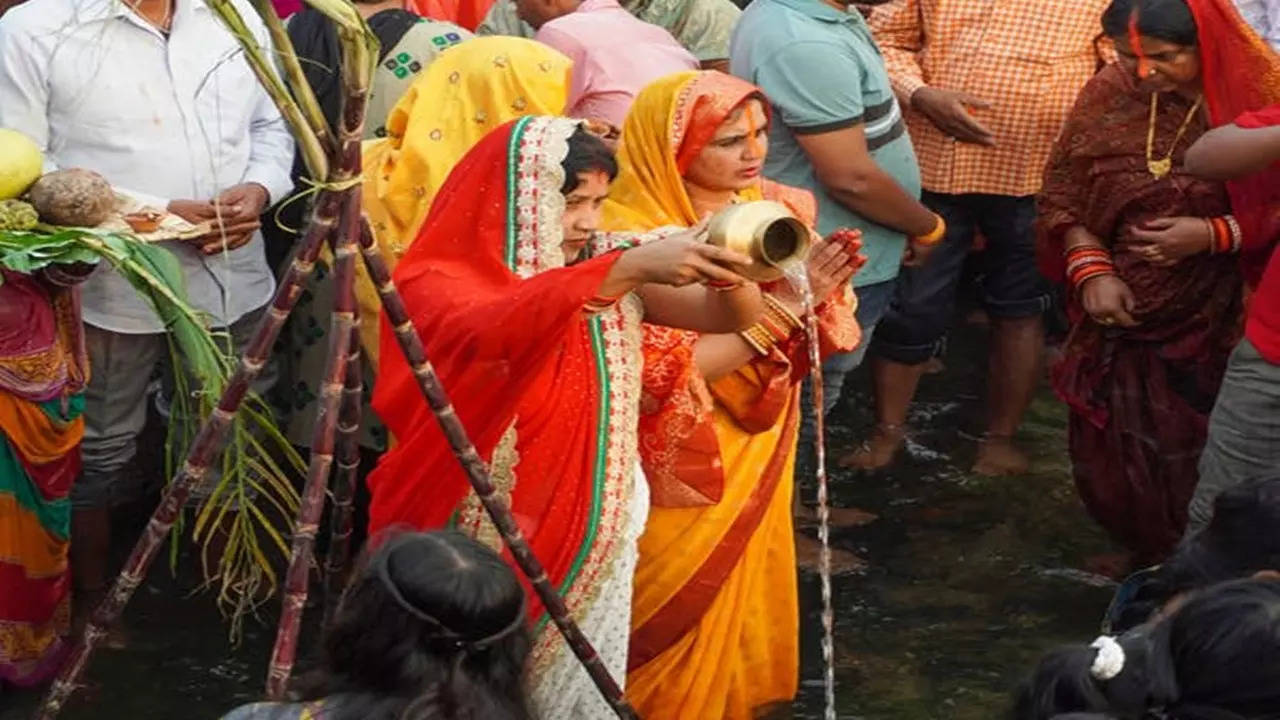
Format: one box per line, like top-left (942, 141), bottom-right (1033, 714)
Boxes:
top-left (869, 0), bottom-right (1112, 197)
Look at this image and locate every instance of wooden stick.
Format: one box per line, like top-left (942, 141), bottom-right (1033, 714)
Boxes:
top-left (34, 192), bottom-right (343, 720)
top-left (265, 192), bottom-right (361, 698)
top-left (323, 324), bottom-right (363, 630)
top-left (355, 218), bottom-right (639, 719)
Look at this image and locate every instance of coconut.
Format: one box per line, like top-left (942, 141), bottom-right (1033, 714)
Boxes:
top-left (28, 168), bottom-right (116, 227)
top-left (0, 128), bottom-right (43, 201)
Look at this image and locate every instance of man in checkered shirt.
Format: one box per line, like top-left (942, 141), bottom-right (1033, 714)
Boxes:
top-left (846, 0), bottom-right (1111, 476)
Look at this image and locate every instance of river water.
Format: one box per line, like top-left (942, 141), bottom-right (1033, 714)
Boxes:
top-left (1, 321), bottom-right (1117, 720)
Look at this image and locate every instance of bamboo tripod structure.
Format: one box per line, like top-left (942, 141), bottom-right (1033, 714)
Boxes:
top-left (35, 2), bottom-right (637, 718)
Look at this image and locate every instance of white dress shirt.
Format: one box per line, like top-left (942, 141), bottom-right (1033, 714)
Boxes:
top-left (1236, 0), bottom-right (1280, 52)
top-left (0, 0), bottom-right (294, 333)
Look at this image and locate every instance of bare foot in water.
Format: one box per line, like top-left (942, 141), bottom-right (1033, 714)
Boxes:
top-left (794, 533), bottom-right (867, 575)
top-left (923, 356), bottom-right (945, 375)
top-left (838, 424), bottom-right (905, 471)
top-left (972, 435), bottom-right (1030, 476)
top-left (795, 504), bottom-right (879, 530)
top-left (1084, 552), bottom-right (1134, 580)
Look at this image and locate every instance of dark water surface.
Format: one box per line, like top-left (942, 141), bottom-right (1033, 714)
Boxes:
top-left (1, 322), bottom-right (1117, 720)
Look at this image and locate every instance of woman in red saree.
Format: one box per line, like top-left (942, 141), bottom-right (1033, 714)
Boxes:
top-left (600, 71), bottom-right (864, 719)
top-left (366, 115), bottom-right (759, 717)
top-left (1038, 0), bottom-right (1280, 565)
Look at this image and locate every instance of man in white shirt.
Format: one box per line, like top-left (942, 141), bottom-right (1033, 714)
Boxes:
top-left (1236, 0), bottom-right (1280, 51)
top-left (0, 0), bottom-right (294, 621)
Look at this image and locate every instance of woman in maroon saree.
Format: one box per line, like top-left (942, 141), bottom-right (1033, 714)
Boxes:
top-left (1038, 0), bottom-right (1247, 564)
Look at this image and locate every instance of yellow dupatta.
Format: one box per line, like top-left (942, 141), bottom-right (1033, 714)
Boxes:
top-left (356, 37), bottom-right (572, 362)
top-left (603, 72), bottom-right (857, 718)
top-left (601, 72), bottom-right (766, 232)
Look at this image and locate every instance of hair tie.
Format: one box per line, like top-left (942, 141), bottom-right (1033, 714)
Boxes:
top-left (1090, 635), bottom-right (1126, 681)
top-left (375, 537), bottom-right (527, 653)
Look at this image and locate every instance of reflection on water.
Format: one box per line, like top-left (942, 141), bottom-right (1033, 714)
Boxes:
top-left (0, 324), bottom-right (1116, 720)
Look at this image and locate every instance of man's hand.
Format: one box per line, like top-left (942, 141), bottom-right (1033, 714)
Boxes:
top-left (911, 87), bottom-right (996, 146)
top-left (168, 182), bottom-right (269, 256)
top-left (212, 182), bottom-right (270, 226)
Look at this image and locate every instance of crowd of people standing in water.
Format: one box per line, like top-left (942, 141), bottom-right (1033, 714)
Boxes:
top-left (1, 0), bottom-right (1280, 717)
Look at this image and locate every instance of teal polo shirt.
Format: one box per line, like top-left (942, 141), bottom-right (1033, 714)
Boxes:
top-left (730, 0), bottom-right (921, 288)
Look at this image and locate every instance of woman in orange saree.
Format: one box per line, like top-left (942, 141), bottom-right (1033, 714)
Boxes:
top-left (601, 71), bottom-right (864, 719)
top-left (366, 115), bottom-right (760, 717)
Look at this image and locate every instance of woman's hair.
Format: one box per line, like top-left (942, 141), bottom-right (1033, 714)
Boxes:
top-left (1107, 477), bottom-right (1280, 633)
top-left (1101, 0), bottom-right (1198, 45)
top-left (561, 126), bottom-right (619, 194)
top-left (1014, 578), bottom-right (1280, 720)
top-left (302, 530), bottom-right (533, 720)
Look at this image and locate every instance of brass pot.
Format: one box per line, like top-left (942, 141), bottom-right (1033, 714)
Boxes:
top-left (704, 200), bottom-right (810, 283)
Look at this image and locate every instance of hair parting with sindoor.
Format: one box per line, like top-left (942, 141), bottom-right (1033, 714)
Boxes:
top-left (1101, 0), bottom-right (1199, 44)
top-left (298, 529), bottom-right (534, 720)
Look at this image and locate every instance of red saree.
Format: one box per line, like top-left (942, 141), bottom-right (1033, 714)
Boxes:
top-left (367, 117), bottom-right (647, 715)
top-left (1185, 0), bottom-right (1280, 285)
top-left (1038, 64), bottom-right (1242, 562)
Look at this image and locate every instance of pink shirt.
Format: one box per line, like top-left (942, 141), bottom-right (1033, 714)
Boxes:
top-left (535, 0), bottom-right (698, 127)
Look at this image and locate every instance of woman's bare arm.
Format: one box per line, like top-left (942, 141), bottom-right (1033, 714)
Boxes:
top-left (637, 282), bottom-right (764, 333)
top-left (1185, 123), bottom-right (1280, 180)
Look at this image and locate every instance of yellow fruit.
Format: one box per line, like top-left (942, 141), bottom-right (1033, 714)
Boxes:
top-left (0, 128), bottom-right (44, 201)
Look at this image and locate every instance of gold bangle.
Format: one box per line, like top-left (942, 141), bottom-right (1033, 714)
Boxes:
top-left (911, 213), bottom-right (946, 247)
top-left (739, 324), bottom-right (774, 356)
top-left (763, 293), bottom-right (803, 331)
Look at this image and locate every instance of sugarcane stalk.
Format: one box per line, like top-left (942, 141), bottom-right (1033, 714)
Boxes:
top-left (247, 0), bottom-right (336, 160)
top-left (266, 194), bottom-right (360, 699)
top-left (322, 324), bottom-right (363, 629)
top-left (264, 4), bottom-right (371, 690)
top-left (206, 0), bottom-right (329, 180)
top-left (35, 192), bottom-right (343, 720)
top-left (356, 218), bottom-right (639, 719)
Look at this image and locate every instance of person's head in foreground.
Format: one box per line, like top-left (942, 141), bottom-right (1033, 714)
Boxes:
top-left (1105, 477), bottom-right (1280, 633)
top-left (310, 530), bottom-right (532, 720)
top-left (1014, 577), bottom-right (1280, 719)
top-left (560, 125), bottom-right (619, 262)
top-left (1102, 0), bottom-right (1200, 93)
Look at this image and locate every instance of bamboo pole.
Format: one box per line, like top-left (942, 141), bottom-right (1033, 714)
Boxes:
top-left (265, 192), bottom-right (360, 698)
top-left (322, 325), bottom-right (362, 629)
top-left (355, 218), bottom-right (639, 719)
top-left (34, 192), bottom-right (343, 720)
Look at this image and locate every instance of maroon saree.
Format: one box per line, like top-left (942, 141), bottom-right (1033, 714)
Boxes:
top-left (1038, 64), bottom-right (1243, 562)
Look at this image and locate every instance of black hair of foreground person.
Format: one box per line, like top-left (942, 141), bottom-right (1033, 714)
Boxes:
top-left (1105, 477), bottom-right (1280, 633)
top-left (1101, 0), bottom-right (1198, 45)
top-left (221, 530), bottom-right (533, 720)
top-left (1013, 578), bottom-right (1280, 720)
top-left (561, 125), bottom-right (620, 193)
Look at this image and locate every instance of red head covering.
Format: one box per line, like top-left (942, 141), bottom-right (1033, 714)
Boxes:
top-left (368, 116), bottom-right (626, 627)
top-left (1185, 0), bottom-right (1280, 282)
top-left (403, 0), bottom-right (494, 30)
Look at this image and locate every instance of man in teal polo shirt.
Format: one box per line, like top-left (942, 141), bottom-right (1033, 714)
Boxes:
top-left (730, 0), bottom-right (938, 447)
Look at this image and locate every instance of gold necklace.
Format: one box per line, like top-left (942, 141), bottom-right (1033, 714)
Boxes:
top-left (1146, 92), bottom-right (1204, 179)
